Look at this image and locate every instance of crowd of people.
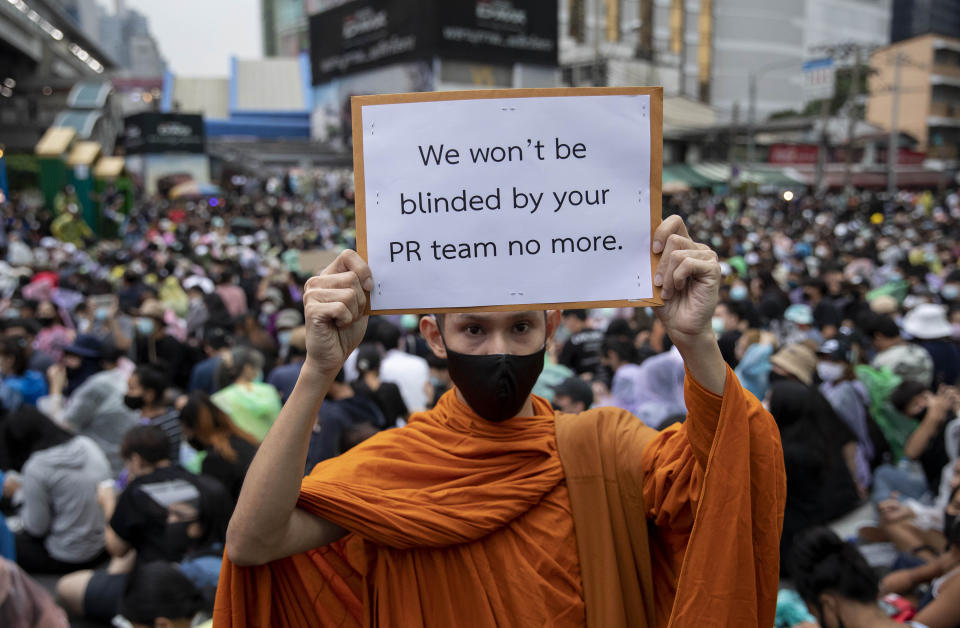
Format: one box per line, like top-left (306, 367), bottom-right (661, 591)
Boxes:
top-left (0, 177), bottom-right (958, 626)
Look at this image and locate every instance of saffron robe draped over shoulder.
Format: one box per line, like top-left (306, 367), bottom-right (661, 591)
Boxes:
top-left (213, 366), bottom-right (785, 627)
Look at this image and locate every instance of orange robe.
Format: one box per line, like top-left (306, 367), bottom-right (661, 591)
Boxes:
top-left (214, 366), bottom-right (785, 627)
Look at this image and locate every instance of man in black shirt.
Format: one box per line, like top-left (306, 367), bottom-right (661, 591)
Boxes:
top-left (56, 425), bottom-right (230, 622)
top-left (557, 309), bottom-right (604, 376)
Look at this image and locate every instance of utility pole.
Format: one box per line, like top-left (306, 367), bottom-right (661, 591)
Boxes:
top-left (814, 93), bottom-right (831, 197)
top-left (728, 101), bottom-right (740, 188)
top-left (887, 51), bottom-right (903, 198)
top-left (843, 45), bottom-right (862, 194)
top-left (747, 73), bottom-right (757, 164)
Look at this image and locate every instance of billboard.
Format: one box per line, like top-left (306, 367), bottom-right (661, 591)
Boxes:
top-left (123, 113), bottom-right (206, 155)
top-left (436, 0), bottom-right (557, 67)
top-left (309, 0), bottom-right (557, 84)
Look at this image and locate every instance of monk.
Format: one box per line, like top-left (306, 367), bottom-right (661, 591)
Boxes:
top-left (216, 216), bottom-right (786, 627)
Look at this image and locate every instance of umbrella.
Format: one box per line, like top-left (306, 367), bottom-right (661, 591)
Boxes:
top-left (169, 181), bottom-right (222, 199)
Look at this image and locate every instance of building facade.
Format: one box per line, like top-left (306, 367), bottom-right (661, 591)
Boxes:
top-left (262, 0), bottom-right (310, 57)
top-left (559, 0), bottom-right (889, 122)
top-left (891, 0), bottom-right (960, 43)
top-left (866, 33), bottom-right (960, 160)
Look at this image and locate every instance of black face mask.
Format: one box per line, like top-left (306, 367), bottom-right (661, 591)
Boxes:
top-left (37, 316), bottom-right (56, 327)
top-left (445, 346), bottom-right (546, 423)
top-left (123, 394), bottom-right (145, 411)
top-left (163, 520), bottom-right (194, 560)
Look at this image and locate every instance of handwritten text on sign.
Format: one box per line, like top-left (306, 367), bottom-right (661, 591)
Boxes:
top-left (359, 93), bottom-right (655, 312)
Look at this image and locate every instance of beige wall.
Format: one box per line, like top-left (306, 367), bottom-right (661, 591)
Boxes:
top-left (866, 35), bottom-right (935, 149)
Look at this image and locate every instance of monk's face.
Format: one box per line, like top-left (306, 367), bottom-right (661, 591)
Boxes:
top-left (421, 311), bottom-right (561, 358)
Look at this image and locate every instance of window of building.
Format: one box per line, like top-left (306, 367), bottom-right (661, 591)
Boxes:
top-left (669, 0), bottom-right (684, 55)
top-left (697, 0), bottom-right (713, 102)
top-left (569, 0), bottom-right (586, 42)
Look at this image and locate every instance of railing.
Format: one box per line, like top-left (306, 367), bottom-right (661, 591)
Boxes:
top-left (929, 102), bottom-right (960, 118)
top-left (932, 64), bottom-right (960, 80)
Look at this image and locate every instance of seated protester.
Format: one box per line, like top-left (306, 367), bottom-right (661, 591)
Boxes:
top-left (40, 337), bottom-right (139, 474)
top-left (265, 326), bottom-right (306, 404)
top-left (817, 337), bottom-right (879, 492)
top-left (867, 313), bottom-right (935, 389)
top-left (769, 380), bottom-right (863, 559)
top-left (0, 557), bottom-right (69, 627)
top-left (3, 319), bottom-right (53, 374)
top-left (187, 326), bottom-right (232, 395)
top-left (879, 486), bottom-right (960, 628)
top-left (789, 527), bottom-right (917, 628)
top-left (550, 376), bottom-right (594, 414)
top-left (875, 458), bottom-right (960, 564)
top-left (557, 309), bottom-right (604, 376)
top-left (903, 304), bottom-right (960, 387)
top-left (734, 329), bottom-right (776, 402)
top-left (211, 346), bottom-right (282, 443)
top-left (877, 382), bottom-right (960, 502)
top-left (425, 353), bottom-right (450, 410)
top-left (714, 300), bottom-right (748, 368)
top-left (351, 343), bottom-right (408, 428)
top-left (0, 337), bottom-right (47, 405)
top-left (132, 299), bottom-right (191, 390)
top-left (0, 406), bottom-right (110, 574)
top-left (126, 365), bottom-right (182, 464)
top-left (305, 370), bottom-right (386, 472)
top-left (56, 426), bottom-right (232, 623)
top-left (179, 392), bottom-right (258, 501)
top-left (120, 562), bottom-right (212, 628)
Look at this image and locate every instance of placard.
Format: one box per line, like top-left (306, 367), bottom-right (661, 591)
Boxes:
top-left (352, 87), bottom-right (662, 314)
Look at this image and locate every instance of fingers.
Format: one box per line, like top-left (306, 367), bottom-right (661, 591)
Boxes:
top-left (652, 215), bottom-right (691, 254)
top-left (656, 244), bottom-right (718, 300)
top-left (303, 270), bottom-right (368, 329)
top-left (320, 249), bottom-right (373, 292)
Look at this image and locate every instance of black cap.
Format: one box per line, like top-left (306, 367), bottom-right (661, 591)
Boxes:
top-left (552, 377), bottom-right (594, 409)
top-left (63, 334), bottom-right (103, 359)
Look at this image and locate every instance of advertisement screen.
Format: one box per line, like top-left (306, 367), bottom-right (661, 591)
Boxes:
top-left (309, 0), bottom-right (557, 84)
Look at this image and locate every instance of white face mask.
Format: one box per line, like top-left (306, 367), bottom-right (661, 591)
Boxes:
top-left (817, 361), bottom-right (845, 383)
top-left (712, 317), bottom-right (725, 336)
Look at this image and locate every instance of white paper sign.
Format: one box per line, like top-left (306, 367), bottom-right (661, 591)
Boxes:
top-left (355, 89), bottom-right (660, 313)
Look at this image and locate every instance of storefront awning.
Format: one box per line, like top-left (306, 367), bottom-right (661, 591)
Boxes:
top-left (93, 156), bottom-right (125, 178)
top-left (663, 163), bottom-right (717, 189)
top-left (35, 127), bottom-right (77, 157)
top-left (67, 141), bottom-right (101, 167)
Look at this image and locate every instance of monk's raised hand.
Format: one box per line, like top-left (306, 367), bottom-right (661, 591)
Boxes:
top-left (651, 216), bottom-right (721, 345)
top-left (302, 249), bottom-right (373, 376)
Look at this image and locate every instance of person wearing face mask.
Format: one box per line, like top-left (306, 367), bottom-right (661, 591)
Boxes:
top-left (817, 337), bottom-right (886, 492)
top-left (178, 391), bottom-right (259, 501)
top-left (884, 382), bottom-right (960, 502)
top-left (37, 338), bottom-right (138, 474)
top-left (217, 217), bottom-right (787, 627)
top-left (56, 426), bottom-right (232, 624)
top-left (126, 365), bottom-right (182, 464)
top-left (789, 527), bottom-right (928, 628)
top-left (132, 299), bottom-right (190, 390)
top-left (211, 346), bottom-right (282, 443)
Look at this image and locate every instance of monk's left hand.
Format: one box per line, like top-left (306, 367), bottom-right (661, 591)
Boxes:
top-left (652, 215), bottom-right (721, 346)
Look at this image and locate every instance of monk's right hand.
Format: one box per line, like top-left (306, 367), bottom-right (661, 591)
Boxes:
top-left (302, 250), bottom-right (373, 377)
